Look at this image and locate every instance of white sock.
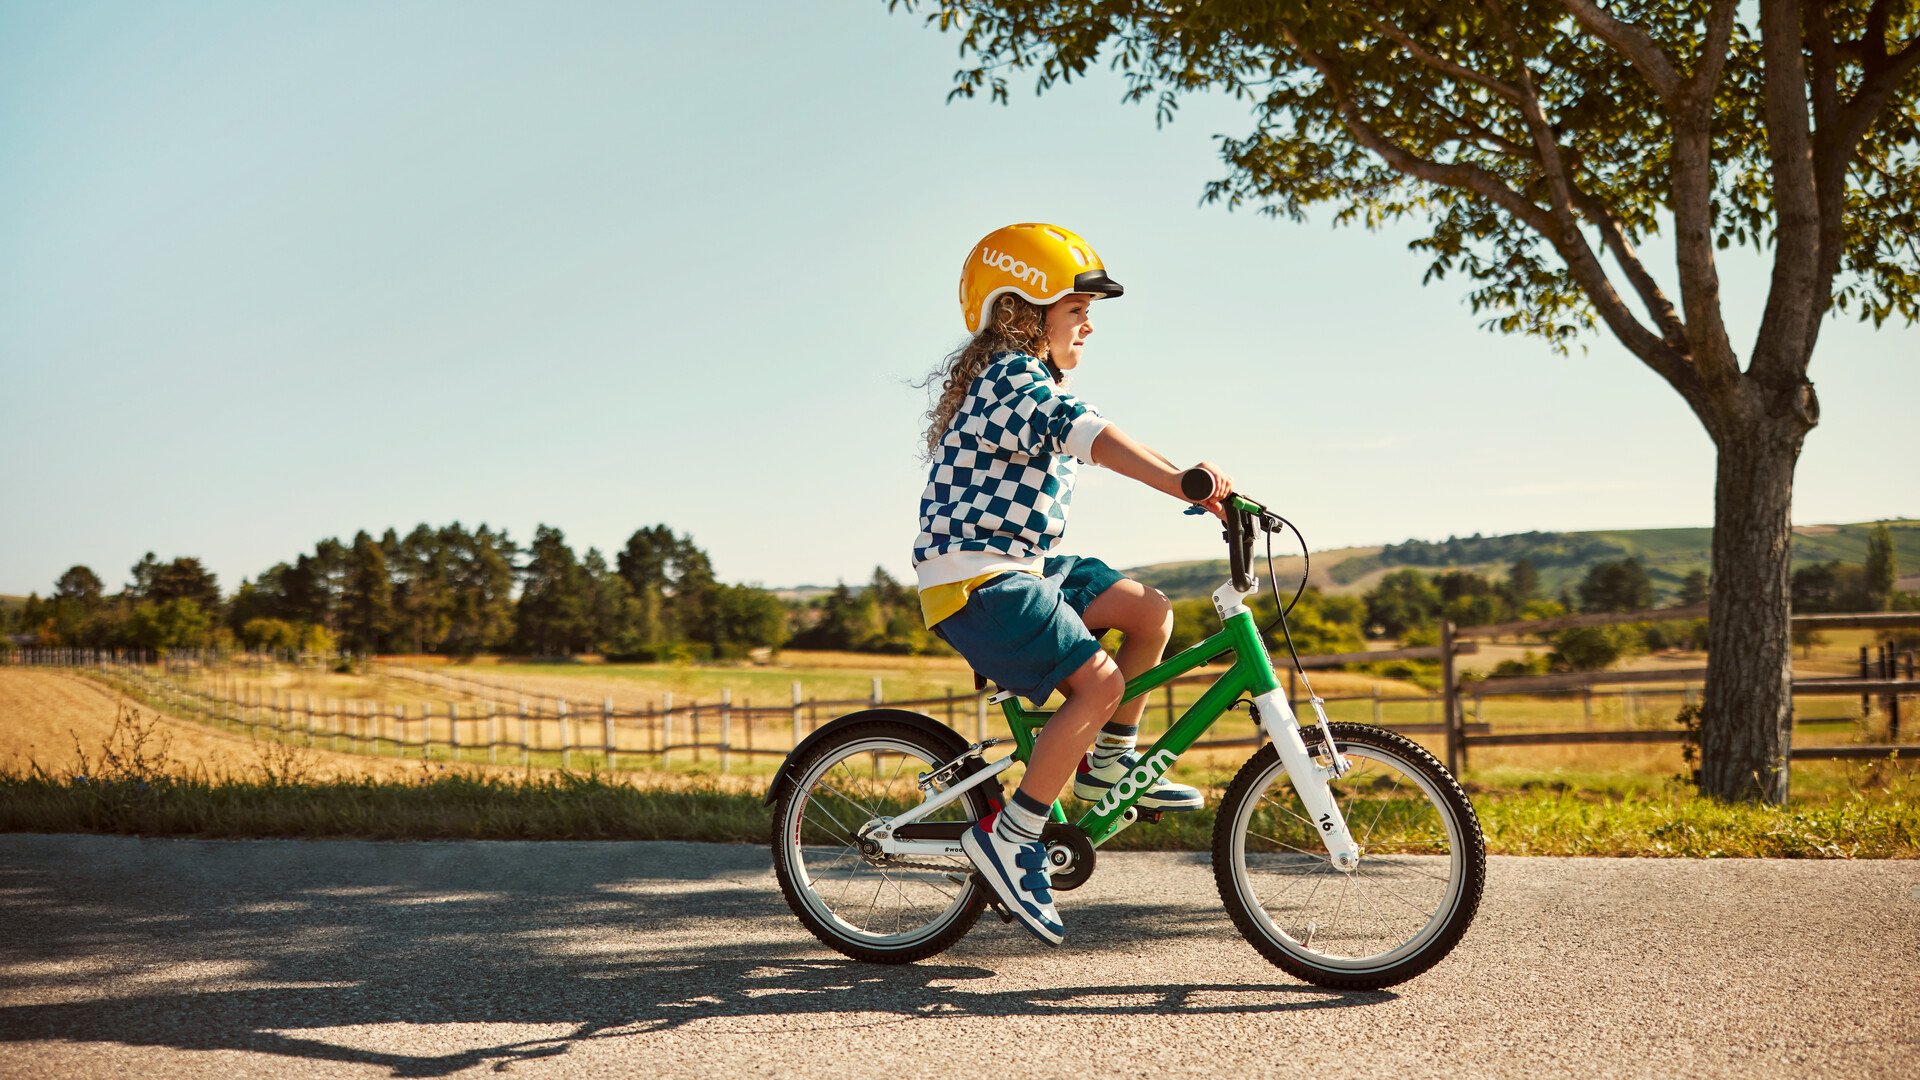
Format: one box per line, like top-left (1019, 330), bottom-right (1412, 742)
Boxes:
top-left (994, 791), bottom-right (1048, 845)
top-left (1089, 723), bottom-right (1137, 769)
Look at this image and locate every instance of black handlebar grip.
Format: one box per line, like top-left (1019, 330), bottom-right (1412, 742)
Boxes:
top-left (1180, 467), bottom-right (1216, 502)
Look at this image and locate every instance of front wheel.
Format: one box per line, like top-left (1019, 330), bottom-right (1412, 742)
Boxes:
top-left (771, 718), bottom-right (994, 964)
top-left (1213, 723), bottom-right (1485, 990)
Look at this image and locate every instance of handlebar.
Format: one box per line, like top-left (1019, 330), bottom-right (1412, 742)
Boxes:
top-left (1180, 467), bottom-right (1280, 593)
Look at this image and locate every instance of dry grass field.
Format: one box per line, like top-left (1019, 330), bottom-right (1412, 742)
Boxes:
top-left (0, 669), bottom-right (422, 781)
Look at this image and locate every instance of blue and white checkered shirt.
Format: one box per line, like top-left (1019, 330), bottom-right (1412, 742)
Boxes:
top-left (912, 352), bottom-right (1111, 589)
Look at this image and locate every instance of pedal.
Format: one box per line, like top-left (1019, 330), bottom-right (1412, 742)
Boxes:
top-left (985, 895), bottom-right (1015, 924)
top-left (1138, 809), bottom-right (1165, 825)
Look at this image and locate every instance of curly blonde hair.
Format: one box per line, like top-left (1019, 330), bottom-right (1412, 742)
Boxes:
top-left (918, 294), bottom-right (1056, 458)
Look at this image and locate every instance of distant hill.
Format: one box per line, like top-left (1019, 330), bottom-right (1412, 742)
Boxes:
top-left (1123, 519), bottom-right (1920, 604)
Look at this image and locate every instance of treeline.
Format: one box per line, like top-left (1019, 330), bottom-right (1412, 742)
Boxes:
top-left (1, 523), bottom-right (788, 660)
top-left (1370, 531), bottom-right (1630, 572)
top-left (1792, 525), bottom-right (1908, 613)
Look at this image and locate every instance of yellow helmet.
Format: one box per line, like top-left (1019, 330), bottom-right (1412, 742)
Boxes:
top-left (958, 223), bottom-right (1125, 333)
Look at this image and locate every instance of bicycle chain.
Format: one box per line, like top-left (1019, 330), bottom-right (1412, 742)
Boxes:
top-left (876, 857), bottom-right (974, 876)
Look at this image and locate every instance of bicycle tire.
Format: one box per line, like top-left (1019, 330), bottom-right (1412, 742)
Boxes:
top-left (771, 717), bottom-right (994, 964)
top-left (1213, 722), bottom-right (1485, 990)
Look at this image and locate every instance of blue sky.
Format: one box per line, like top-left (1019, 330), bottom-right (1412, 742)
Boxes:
top-left (1, 0), bottom-right (1913, 598)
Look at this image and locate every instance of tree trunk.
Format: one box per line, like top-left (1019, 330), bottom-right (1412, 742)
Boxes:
top-left (1699, 406), bottom-right (1807, 804)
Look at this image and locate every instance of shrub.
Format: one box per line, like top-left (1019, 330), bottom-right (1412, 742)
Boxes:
top-left (1549, 625), bottom-right (1642, 672)
top-left (1492, 651), bottom-right (1551, 678)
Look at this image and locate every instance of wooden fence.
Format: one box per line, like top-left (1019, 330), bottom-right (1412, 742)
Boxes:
top-left (9, 605), bottom-right (1917, 775)
top-left (1448, 609), bottom-right (1920, 772)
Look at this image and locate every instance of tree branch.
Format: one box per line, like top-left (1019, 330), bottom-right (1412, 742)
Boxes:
top-left (1571, 189), bottom-right (1691, 355)
top-left (1561, 0), bottom-right (1682, 101)
top-left (1752, 0), bottom-right (1824, 391)
top-left (1361, 11), bottom-right (1525, 103)
top-left (1282, 23), bottom-right (1693, 398)
top-left (1686, 0), bottom-right (1740, 94)
top-left (1805, 2), bottom-right (1849, 308)
top-left (1485, 0), bottom-right (1699, 404)
top-left (1667, 1), bottom-right (1742, 398)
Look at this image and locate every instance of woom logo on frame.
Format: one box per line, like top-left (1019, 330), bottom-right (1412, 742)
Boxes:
top-left (982, 247), bottom-right (1048, 291)
top-left (1093, 747), bottom-right (1178, 816)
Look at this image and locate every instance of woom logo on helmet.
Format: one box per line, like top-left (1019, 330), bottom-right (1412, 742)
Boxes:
top-left (981, 247), bottom-right (1048, 291)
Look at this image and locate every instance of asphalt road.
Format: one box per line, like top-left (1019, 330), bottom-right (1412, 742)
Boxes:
top-left (0, 835), bottom-right (1915, 1078)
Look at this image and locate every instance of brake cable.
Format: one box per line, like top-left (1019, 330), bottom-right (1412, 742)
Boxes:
top-left (1258, 510), bottom-right (1345, 771)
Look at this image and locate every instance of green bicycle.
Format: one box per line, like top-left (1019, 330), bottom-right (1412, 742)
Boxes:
top-left (767, 477), bottom-right (1485, 990)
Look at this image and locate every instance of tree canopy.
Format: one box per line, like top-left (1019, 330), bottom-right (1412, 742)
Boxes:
top-left (895, 0), bottom-right (1920, 804)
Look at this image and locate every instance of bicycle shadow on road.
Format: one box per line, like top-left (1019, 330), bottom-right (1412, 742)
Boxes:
top-left (0, 956), bottom-right (1384, 1077)
top-left (0, 837), bottom-right (1391, 1077)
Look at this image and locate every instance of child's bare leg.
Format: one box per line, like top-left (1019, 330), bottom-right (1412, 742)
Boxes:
top-left (1071, 580), bottom-right (1203, 809)
top-left (1082, 580), bottom-right (1174, 731)
top-left (1016, 651), bottom-right (1123, 804)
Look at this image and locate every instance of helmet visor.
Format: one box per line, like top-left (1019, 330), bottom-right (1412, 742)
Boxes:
top-left (1072, 269), bottom-right (1124, 298)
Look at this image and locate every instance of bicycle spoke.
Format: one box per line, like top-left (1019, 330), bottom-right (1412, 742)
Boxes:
top-left (1247, 829), bottom-right (1328, 862)
top-left (813, 780), bottom-right (879, 825)
top-left (1363, 855), bottom-right (1454, 885)
top-left (1357, 777), bottom-right (1407, 844)
top-left (1355, 863), bottom-right (1443, 917)
top-left (1325, 869), bottom-right (1354, 948)
top-left (1256, 790), bottom-right (1320, 834)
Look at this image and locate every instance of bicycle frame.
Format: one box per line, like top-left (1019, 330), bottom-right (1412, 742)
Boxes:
top-left (875, 510), bottom-right (1363, 871)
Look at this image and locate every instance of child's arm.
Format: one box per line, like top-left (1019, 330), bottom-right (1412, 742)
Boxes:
top-left (1090, 425), bottom-right (1234, 517)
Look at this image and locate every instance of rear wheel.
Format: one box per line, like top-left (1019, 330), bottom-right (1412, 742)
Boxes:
top-left (771, 718), bottom-right (994, 963)
top-left (1213, 723), bottom-right (1485, 990)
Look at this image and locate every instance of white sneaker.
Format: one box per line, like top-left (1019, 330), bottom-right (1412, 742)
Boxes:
top-left (961, 822), bottom-right (1064, 945)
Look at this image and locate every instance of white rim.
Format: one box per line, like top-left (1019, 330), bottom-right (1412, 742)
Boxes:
top-left (1230, 741), bottom-right (1466, 973)
top-left (784, 737), bottom-right (979, 950)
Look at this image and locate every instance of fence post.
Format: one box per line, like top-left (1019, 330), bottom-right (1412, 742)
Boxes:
top-left (1885, 646), bottom-right (1901, 742)
top-left (1861, 646), bottom-right (1873, 717)
top-left (559, 700), bottom-right (571, 771)
top-left (1441, 619), bottom-right (1464, 776)
top-left (1163, 684), bottom-right (1175, 733)
top-left (792, 682), bottom-right (804, 750)
top-left (1583, 686), bottom-right (1594, 728)
top-left (871, 677), bottom-right (883, 708)
top-left (1372, 684), bottom-right (1382, 726)
top-left (603, 698), bottom-right (615, 771)
top-left (391, 703), bottom-right (404, 757)
top-left (662, 692), bottom-right (674, 769)
top-left (519, 699), bottom-right (530, 768)
top-left (449, 701), bottom-right (460, 760)
top-left (489, 702), bottom-right (498, 765)
top-left (422, 702), bottom-right (435, 761)
top-left (720, 689), bottom-right (732, 773)
top-left (945, 688), bottom-right (955, 728)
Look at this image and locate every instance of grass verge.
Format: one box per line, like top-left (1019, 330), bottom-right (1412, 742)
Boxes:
top-left (3, 707), bottom-right (1915, 856)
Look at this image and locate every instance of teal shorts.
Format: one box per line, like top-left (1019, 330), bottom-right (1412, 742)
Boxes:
top-left (932, 554), bottom-right (1125, 706)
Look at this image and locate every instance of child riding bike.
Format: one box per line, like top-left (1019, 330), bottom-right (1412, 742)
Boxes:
top-left (914, 222), bottom-right (1234, 945)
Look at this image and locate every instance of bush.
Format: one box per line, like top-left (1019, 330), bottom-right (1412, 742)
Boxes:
top-left (1492, 651), bottom-right (1551, 678)
top-left (1549, 625), bottom-right (1642, 672)
top-left (1642, 618), bottom-right (1709, 652)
